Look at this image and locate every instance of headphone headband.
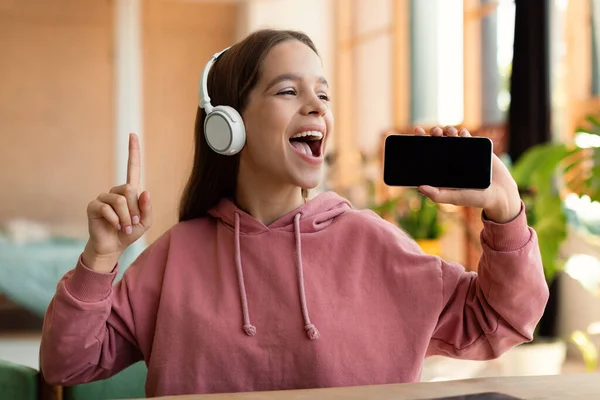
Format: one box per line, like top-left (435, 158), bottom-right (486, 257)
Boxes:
top-left (198, 46), bottom-right (231, 114)
top-left (198, 45), bottom-right (246, 156)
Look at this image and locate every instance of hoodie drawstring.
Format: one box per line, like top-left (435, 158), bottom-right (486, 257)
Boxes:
top-left (294, 213), bottom-right (320, 340)
top-left (232, 211), bottom-right (319, 340)
top-left (234, 212), bottom-right (256, 336)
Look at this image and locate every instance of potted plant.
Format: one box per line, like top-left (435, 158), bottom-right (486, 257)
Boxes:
top-left (499, 144), bottom-right (571, 375)
top-left (369, 187), bottom-right (445, 256)
top-left (396, 189), bottom-right (444, 255)
top-left (498, 113), bottom-right (600, 375)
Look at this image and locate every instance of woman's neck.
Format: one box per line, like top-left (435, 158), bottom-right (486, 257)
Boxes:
top-left (235, 177), bottom-right (305, 226)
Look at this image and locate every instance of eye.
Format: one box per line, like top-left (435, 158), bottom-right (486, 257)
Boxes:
top-left (318, 93), bottom-right (331, 102)
top-left (277, 89), bottom-right (297, 96)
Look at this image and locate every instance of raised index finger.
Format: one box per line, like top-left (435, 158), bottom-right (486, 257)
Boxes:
top-left (127, 133), bottom-right (141, 188)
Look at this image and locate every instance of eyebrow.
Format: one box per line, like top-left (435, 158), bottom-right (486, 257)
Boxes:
top-left (263, 73), bottom-right (329, 92)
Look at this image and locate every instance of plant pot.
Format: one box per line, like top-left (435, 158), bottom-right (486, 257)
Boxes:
top-left (416, 239), bottom-right (442, 257)
top-left (499, 339), bottom-right (567, 376)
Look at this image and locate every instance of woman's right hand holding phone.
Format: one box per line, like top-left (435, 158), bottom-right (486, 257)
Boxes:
top-left (82, 133), bottom-right (152, 273)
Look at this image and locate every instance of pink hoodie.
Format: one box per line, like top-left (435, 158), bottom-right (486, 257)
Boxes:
top-left (40, 192), bottom-right (548, 397)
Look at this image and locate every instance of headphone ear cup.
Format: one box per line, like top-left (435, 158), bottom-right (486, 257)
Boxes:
top-left (204, 106), bottom-right (246, 155)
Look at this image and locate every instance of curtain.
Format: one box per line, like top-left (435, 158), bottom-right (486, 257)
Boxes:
top-left (507, 0), bottom-right (551, 161)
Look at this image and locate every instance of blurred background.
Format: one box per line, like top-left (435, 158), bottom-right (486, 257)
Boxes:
top-left (1, 0), bottom-right (600, 391)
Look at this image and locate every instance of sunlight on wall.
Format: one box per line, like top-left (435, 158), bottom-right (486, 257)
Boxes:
top-left (496, 0), bottom-right (515, 113)
top-left (574, 131), bottom-right (600, 148)
top-left (436, 0), bottom-right (463, 126)
top-left (589, 321), bottom-right (600, 334)
top-left (239, 0), bottom-right (334, 84)
top-left (114, 0), bottom-right (143, 191)
top-left (411, 0), bottom-right (464, 126)
top-left (564, 253), bottom-right (600, 297)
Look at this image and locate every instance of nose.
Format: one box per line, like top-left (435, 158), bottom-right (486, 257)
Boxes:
top-left (301, 94), bottom-right (328, 117)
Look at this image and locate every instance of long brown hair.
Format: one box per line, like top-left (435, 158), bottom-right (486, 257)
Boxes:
top-left (179, 29), bottom-right (319, 222)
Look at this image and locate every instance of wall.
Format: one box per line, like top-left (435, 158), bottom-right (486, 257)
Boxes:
top-left (238, 0), bottom-right (334, 83)
top-left (143, 0), bottom-right (239, 242)
top-left (0, 0), bottom-right (240, 243)
top-left (353, 0), bottom-right (393, 154)
top-left (0, 0), bottom-right (114, 235)
top-left (411, 0), bottom-right (464, 127)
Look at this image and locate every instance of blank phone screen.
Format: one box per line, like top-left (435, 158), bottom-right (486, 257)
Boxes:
top-left (383, 135), bottom-right (493, 189)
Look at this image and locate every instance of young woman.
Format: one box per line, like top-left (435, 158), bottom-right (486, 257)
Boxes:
top-left (40, 29), bottom-right (548, 397)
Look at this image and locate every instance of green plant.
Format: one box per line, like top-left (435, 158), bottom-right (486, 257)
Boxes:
top-left (396, 190), bottom-right (444, 240)
top-left (508, 113), bottom-right (600, 368)
top-left (508, 143), bottom-right (574, 284)
top-left (369, 187), bottom-right (445, 240)
top-left (509, 112), bottom-right (600, 285)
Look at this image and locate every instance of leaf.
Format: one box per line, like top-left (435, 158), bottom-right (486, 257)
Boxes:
top-left (576, 115), bottom-right (600, 135)
top-left (562, 147), bottom-right (586, 174)
top-left (590, 188), bottom-right (600, 203)
top-left (511, 144), bottom-right (570, 188)
top-left (531, 194), bottom-right (567, 284)
top-left (586, 114), bottom-right (600, 128)
top-left (592, 147), bottom-right (600, 163)
top-left (514, 112), bottom-right (600, 287)
top-left (536, 229), bottom-right (563, 284)
top-left (590, 164), bottom-right (600, 177)
top-left (396, 192), bottom-right (443, 240)
top-left (370, 197), bottom-right (399, 217)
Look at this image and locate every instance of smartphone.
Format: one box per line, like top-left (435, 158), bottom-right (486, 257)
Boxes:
top-left (383, 134), bottom-right (493, 189)
top-left (427, 393), bottom-right (522, 400)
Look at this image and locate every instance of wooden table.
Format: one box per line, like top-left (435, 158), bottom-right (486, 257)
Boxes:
top-left (149, 373), bottom-right (600, 400)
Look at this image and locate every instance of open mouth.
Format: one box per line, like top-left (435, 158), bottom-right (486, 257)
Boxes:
top-left (289, 131), bottom-right (323, 158)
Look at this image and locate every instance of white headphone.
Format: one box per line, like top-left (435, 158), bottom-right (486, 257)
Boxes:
top-left (198, 46), bottom-right (246, 155)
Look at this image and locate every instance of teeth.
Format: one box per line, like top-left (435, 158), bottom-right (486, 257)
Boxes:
top-left (291, 130), bottom-right (323, 140)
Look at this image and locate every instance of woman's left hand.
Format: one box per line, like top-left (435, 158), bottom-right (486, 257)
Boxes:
top-left (415, 126), bottom-right (522, 224)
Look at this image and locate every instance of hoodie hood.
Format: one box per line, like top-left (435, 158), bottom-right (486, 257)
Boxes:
top-left (208, 191), bottom-right (352, 235)
top-left (206, 191), bottom-right (352, 340)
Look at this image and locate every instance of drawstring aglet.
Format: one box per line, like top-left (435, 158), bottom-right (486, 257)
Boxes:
top-left (243, 324), bottom-right (256, 336)
top-left (305, 324), bottom-right (320, 340)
